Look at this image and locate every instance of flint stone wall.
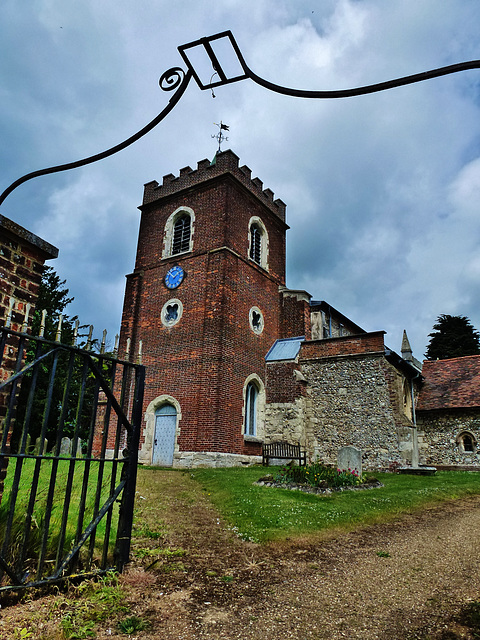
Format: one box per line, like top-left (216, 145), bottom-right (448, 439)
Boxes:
top-left (417, 410), bottom-right (480, 466)
top-left (264, 397), bottom-right (307, 447)
top-left (300, 354), bottom-right (408, 470)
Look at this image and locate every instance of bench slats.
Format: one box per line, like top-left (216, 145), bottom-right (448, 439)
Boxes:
top-left (262, 441), bottom-right (306, 466)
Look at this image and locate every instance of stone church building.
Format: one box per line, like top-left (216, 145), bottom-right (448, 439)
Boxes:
top-left (117, 150), bottom-right (478, 470)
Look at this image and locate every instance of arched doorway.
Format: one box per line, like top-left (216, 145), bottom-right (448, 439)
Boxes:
top-left (153, 404), bottom-right (177, 466)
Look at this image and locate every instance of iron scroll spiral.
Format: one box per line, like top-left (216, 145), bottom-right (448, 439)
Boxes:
top-left (0, 67), bottom-right (192, 207)
top-left (159, 67), bottom-right (186, 91)
top-left (1, 27), bottom-right (479, 207)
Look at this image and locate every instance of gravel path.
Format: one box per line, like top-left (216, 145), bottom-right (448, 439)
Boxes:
top-left (118, 471), bottom-right (480, 640)
top-left (2, 470), bottom-right (480, 639)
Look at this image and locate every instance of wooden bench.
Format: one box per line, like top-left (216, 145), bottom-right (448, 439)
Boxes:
top-left (262, 442), bottom-right (306, 467)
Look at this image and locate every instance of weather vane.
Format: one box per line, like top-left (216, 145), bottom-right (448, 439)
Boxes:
top-left (1, 29), bottom-right (479, 207)
top-left (212, 121), bottom-right (229, 152)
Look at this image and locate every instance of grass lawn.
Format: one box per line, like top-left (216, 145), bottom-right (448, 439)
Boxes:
top-left (0, 457), bottom-right (119, 570)
top-left (185, 466), bottom-right (480, 543)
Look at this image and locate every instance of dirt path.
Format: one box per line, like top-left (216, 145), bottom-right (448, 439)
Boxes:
top-left (3, 469), bottom-right (480, 639)
top-left (115, 469), bottom-right (480, 640)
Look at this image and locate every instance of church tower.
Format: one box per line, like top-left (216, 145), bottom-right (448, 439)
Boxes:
top-left (119, 150), bottom-right (290, 466)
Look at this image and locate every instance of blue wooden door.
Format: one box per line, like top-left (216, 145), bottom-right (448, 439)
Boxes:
top-left (153, 404), bottom-right (176, 466)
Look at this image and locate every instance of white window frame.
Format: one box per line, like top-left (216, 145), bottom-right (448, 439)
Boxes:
top-left (162, 206), bottom-right (195, 259)
top-left (242, 374), bottom-right (265, 441)
top-left (248, 216), bottom-right (269, 270)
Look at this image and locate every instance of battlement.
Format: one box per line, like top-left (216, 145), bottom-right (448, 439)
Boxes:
top-left (142, 150), bottom-right (286, 221)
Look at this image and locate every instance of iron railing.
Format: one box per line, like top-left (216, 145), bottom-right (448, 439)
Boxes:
top-left (0, 325), bottom-right (145, 592)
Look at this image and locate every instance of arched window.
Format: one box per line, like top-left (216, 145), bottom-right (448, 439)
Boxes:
top-left (248, 217), bottom-right (268, 270)
top-left (244, 381), bottom-right (258, 437)
top-left (172, 214), bottom-right (191, 255)
top-left (249, 224), bottom-right (262, 264)
top-left (458, 432), bottom-right (476, 453)
top-left (163, 207), bottom-right (195, 259)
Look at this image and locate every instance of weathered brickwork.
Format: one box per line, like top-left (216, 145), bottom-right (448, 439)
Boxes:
top-left (266, 360), bottom-right (306, 404)
top-left (119, 151), bottom-right (290, 466)
top-left (0, 215), bottom-right (58, 505)
top-left (300, 332), bottom-right (386, 360)
top-left (142, 151), bottom-right (286, 223)
top-left (280, 290), bottom-right (311, 340)
top-left (0, 215), bottom-right (57, 335)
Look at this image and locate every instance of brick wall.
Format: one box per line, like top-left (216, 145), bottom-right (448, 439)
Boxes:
top-left (266, 360), bottom-right (305, 404)
top-left (280, 289), bottom-right (312, 340)
top-left (0, 214), bottom-right (58, 505)
top-left (119, 152), bottom-right (288, 465)
top-left (299, 331), bottom-right (385, 360)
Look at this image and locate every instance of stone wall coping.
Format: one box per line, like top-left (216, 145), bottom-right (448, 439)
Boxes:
top-left (300, 350), bottom-right (385, 363)
top-left (304, 330), bottom-right (386, 345)
top-left (0, 214), bottom-right (58, 259)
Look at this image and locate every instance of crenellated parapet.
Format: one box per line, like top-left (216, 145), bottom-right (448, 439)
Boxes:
top-left (142, 149), bottom-right (286, 221)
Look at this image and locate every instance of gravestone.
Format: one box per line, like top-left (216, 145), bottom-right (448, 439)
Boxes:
top-left (60, 437), bottom-right (71, 456)
top-left (34, 436), bottom-right (48, 455)
top-left (337, 445), bottom-right (362, 475)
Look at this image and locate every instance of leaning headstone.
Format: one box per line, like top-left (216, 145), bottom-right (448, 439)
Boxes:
top-left (337, 445), bottom-right (362, 476)
top-left (60, 437), bottom-right (71, 456)
top-left (34, 436), bottom-right (48, 455)
top-left (76, 437), bottom-right (83, 458)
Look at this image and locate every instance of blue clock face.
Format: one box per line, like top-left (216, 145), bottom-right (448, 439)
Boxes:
top-left (164, 265), bottom-right (184, 289)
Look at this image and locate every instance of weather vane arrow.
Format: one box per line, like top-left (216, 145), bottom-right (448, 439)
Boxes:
top-left (212, 121), bottom-right (229, 153)
top-left (1, 29), bottom-right (479, 207)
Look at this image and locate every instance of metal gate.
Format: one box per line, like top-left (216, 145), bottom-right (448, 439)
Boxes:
top-left (0, 325), bottom-right (145, 592)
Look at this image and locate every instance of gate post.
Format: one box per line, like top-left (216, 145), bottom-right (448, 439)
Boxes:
top-left (114, 363), bottom-right (145, 571)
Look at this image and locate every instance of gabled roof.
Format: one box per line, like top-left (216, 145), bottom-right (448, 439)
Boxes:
top-left (265, 336), bottom-right (304, 362)
top-left (309, 300), bottom-right (366, 335)
top-left (417, 355), bottom-right (480, 411)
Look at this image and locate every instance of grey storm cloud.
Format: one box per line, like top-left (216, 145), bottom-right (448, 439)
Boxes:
top-left (1, 0), bottom-right (480, 359)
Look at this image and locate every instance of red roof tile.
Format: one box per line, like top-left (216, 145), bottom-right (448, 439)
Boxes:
top-left (417, 355), bottom-right (480, 411)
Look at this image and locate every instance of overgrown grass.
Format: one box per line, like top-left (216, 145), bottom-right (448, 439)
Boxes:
top-left (0, 457), bottom-right (119, 571)
top-left (188, 467), bottom-right (480, 543)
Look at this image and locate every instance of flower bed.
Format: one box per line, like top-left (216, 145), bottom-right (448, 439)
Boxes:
top-left (256, 463), bottom-right (383, 494)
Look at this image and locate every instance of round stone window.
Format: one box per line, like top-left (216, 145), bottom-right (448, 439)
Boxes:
top-left (249, 306), bottom-right (264, 335)
top-left (161, 298), bottom-right (183, 327)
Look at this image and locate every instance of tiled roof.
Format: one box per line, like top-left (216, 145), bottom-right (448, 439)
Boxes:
top-left (417, 355), bottom-right (480, 411)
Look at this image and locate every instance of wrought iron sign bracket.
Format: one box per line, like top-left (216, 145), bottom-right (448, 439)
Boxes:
top-left (0, 29), bottom-right (479, 207)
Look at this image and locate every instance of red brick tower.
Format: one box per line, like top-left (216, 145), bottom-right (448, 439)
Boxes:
top-left (120, 150), bottom-right (289, 466)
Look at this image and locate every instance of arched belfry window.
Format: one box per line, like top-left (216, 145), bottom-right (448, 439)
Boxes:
top-left (245, 381), bottom-right (259, 437)
top-left (248, 216), bottom-right (268, 270)
top-left (250, 224), bottom-right (262, 264)
top-left (172, 214), bottom-right (191, 255)
top-left (163, 206), bottom-right (195, 259)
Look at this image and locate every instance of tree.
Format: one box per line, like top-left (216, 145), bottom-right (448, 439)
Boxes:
top-left (425, 314), bottom-right (480, 360)
top-left (30, 265), bottom-right (75, 342)
top-left (13, 267), bottom-right (92, 451)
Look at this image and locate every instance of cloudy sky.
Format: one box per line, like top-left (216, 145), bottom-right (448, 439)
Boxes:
top-left (1, 0), bottom-right (479, 359)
